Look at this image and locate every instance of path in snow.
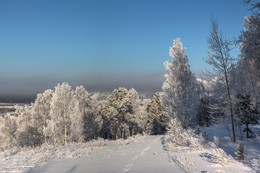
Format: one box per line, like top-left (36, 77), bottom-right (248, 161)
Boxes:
top-left (27, 136), bottom-right (185, 173)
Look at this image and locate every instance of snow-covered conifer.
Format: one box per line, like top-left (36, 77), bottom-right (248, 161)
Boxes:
top-left (235, 143), bottom-right (244, 160)
top-left (197, 97), bottom-right (211, 127)
top-left (147, 92), bottom-right (168, 134)
top-left (162, 38), bottom-right (200, 128)
top-left (235, 94), bottom-right (259, 138)
top-left (101, 87), bottom-right (143, 140)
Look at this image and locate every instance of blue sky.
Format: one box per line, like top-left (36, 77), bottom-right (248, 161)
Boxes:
top-left (0, 0), bottom-right (249, 94)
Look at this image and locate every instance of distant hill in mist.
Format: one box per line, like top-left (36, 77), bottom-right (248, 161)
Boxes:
top-left (0, 94), bottom-right (36, 103)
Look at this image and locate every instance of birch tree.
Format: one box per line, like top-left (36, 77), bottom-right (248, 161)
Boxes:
top-left (48, 83), bottom-right (72, 145)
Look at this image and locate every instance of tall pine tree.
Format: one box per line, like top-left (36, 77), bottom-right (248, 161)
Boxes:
top-left (162, 38), bottom-right (200, 128)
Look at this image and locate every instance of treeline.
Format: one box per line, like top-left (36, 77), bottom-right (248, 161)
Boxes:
top-left (0, 84), bottom-right (169, 148)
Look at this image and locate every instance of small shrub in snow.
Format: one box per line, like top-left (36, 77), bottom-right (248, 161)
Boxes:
top-left (235, 143), bottom-right (244, 160)
top-left (212, 148), bottom-right (234, 165)
top-left (213, 136), bottom-right (220, 148)
top-left (164, 119), bottom-right (202, 152)
top-left (202, 131), bottom-right (208, 142)
top-left (171, 154), bottom-right (197, 173)
top-left (165, 118), bottom-right (190, 147)
top-left (200, 148), bottom-right (234, 165)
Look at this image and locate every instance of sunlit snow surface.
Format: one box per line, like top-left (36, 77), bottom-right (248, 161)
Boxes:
top-left (27, 136), bottom-right (184, 173)
top-left (0, 134), bottom-right (255, 173)
top-left (203, 124), bottom-right (260, 173)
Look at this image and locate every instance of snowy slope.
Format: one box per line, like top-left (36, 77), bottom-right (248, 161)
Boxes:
top-left (28, 135), bottom-right (184, 173)
top-left (0, 134), bottom-right (254, 173)
top-left (203, 125), bottom-right (260, 173)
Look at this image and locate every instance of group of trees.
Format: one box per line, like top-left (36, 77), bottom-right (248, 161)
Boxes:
top-left (201, 0), bottom-right (260, 142)
top-left (161, 0), bottom-right (260, 143)
top-left (0, 84), bottom-right (168, 148)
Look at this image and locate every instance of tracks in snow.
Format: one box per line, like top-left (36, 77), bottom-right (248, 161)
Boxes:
top-left (119, 138), bottom-right (159, 173)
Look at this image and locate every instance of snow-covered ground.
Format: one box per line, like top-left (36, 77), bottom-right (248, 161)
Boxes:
top-left (0, 133), bottom-right (256, 173)
top-left (202, 124), bottom-right (260, 173)
top-left (0, 139), bottom-right (106, 173)
top-left (27, 135), bottom-right (184, 173)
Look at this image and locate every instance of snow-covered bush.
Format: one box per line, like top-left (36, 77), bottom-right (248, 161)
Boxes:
top-left (202, 131), bottom-right (209, 143)
top-left (16, 126), bottom-right (43, 147)
top-left (164, 118), bottom-right (202, 152)
top-left (200, 148), bottom-right (234, 166)
top-left (0, 113), bottom-right (17, 149)
top-left (213, 136), bottom-right (220, 148)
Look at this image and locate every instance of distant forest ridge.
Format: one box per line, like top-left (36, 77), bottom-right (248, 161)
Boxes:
top-left (0, 94), bottom-right (36, 103)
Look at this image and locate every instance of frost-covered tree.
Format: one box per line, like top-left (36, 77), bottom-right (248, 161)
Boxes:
top-left (84, 94), bottom-right (103, 140)
top-left (240, 1), bottom-right (260, 75)
top-left (15, 105), bottom-right (44, 147)
top-left (0, 113), bottom-right (17, 149)
top-left (239, 1), bottom-right (260, 110)
top-left (47, 83), bottom-right (72, 145)
top-left (204, 20), bottom-right (236, 142)
top-left (70, 86), bottom-right (88, 142)
top-left (162, 38), bottom-right (200, 128)
top-left (32, 89), bottom-right (53, 144)
top-left (101, 87), bottom-right (143, 140)
top-left (123, 88), bottom-right (144, 136)
top-left (15, 105), bottom-right (33, 132)
top-left (101, 87), bottom-right (128, 140)
top-left (166, 118), bottom-right (190, 146)
top-left (147, 92), bottom-right (168, 134)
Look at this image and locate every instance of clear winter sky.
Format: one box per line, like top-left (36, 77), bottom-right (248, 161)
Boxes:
top-left (0, 0), bottom-right (250, 94)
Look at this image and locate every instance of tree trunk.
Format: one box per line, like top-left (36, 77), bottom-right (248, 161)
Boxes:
top-left (224, 70), bottom-right (236, 143)
top-left (65, 123), bottom-right (67, 145)
top-left (114, 124), bottom-right (117, 141)
top-left (246, 124), bottom-right (249, 138)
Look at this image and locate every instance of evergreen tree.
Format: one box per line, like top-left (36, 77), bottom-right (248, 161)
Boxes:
top-left (101, 87), bottom-right (143, 140)
top-left (235, 93), bottom-right (259, 138)
top-left (197, 97), bottom-right (211, 127)
top-left (235, 143), bottom-right (244, 160)
top-left (147, 92), bottom-right (168, 134)
top-left (162, 38), bottom-right (200, 128)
